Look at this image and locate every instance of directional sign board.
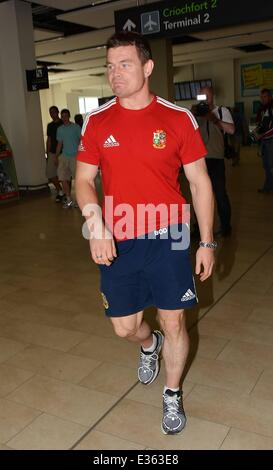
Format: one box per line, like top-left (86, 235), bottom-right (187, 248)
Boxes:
top-left (26, 67), bottom-right (49, 92)
top-left (115, 0), bottom-right (273, 39)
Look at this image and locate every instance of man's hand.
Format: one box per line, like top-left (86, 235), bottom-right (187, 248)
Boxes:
top-left (53, 154), bottom-right (58, 167)
top-left (195, 247), bottom-right (215, 282)
top-left (205, 111), bottom-right (219, 124)
top-left (89, 225), bottom-right (117, 266)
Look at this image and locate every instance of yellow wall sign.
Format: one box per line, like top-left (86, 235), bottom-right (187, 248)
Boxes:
top-left (241, 61), bottom-right (273, 96)
top-left (242, 64), bottom-right (263, 89)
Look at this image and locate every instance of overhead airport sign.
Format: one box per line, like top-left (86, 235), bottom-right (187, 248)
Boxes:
top-left (115, 0), bottom-right (273, 39)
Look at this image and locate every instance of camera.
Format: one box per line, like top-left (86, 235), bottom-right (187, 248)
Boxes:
top-left (249, 127), bottom-right (262, 143)
top-left (194, 94), bottom-right (210, 116)
top-left (249, 123), bottom-right (268, 143)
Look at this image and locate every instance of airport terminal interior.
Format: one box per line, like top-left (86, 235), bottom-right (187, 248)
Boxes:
top-left (0, 0), bottom-right (273, 451)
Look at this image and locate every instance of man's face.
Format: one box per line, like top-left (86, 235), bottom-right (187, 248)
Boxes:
top-left (260, 92), bottom-right (271, 107)
top-left (106, 45), bottom-right (151, 99)
top-left (50, 108), bottom-right (59, 121)
top-left (200, 87), bottom-right (213, 106)
top-left (61, 112), bottom-right (70, 124)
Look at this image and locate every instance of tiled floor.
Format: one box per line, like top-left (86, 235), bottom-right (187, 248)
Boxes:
top-left (0, 146), bottom-right (272, 450)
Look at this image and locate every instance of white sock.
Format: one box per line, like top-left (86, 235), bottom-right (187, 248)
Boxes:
top-left (164, 386), bottom-right (179, 394)
top-left (142, 333), bottom-right (157, 353)
top-left (58, 191), bottom-right (64, 196)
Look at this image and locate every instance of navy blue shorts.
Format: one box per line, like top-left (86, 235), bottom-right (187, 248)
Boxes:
top-left (99, 224), bottom-right (198, 317)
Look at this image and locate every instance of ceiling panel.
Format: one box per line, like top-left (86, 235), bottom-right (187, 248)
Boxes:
top-left (51, 57), bottom-right (106, 70)
top-left (57, 0), bottom-right (158, 29)
top-left (174, 48), bottom-right (243, 65)
top-left (191, 20), bottom-right (273, 40)
top-left (173, 30), bottom-right (273, 56)
top-left (49, 67), bottom-right (106, 82)
top-left (39, 47), bottom-right (106, 64)
top-left (24, 0), bottom-right (98, 11)
top-left (57, 0), bottom-right (135, 29)
top-left (265, 41), bottom-right (273, 48)
top-left (34, 28), bottom-right (63, 41)
top-left (35, 27), bottom-right (115, 57)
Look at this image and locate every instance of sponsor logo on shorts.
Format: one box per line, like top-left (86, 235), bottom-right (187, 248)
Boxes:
top-left (153, 130), bottom-right (166, 149)
top-left (101, 292), bottom-right (109, 309)
top-left (154, 227), bottom-right (168, 236)
top-left (181, 289), bottom-right (196, 302)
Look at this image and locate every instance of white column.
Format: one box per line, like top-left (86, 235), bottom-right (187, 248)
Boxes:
top-left (0, 0), bottom-right (46, 187)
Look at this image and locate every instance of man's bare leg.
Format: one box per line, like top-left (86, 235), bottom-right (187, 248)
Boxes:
top-left (111, 312), bottom-right (164, 385)
top-left (110, 311), bottom-right (153, 348)
top-left (158, 308), bottom-right (189, 388)
top-left (158, 308), bottom-right (188, 434)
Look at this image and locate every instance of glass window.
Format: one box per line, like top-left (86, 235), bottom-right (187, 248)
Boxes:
top-left (79, 97), bottom-right (99, 114)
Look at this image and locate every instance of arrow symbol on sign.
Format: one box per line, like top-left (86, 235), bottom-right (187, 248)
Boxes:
top-left (123, 19), bottom-right (136, 32)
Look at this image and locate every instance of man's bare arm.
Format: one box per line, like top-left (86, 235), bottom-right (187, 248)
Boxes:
top-left (46, 136), bottom-right (51, 155)
top-left (215, 119), bottom-right (235, 135)
top-left (184, 158), bottom-right (215, 281)
top-left (55, 141), bottom-right (63, 158)
top-left (75, 161), bottom-right (116, 265)
top-left (207, 111), bottom-right (235, 135)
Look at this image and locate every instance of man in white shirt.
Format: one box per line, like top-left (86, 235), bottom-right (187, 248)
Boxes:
top-left (197, 86), bottom-right (235, 237)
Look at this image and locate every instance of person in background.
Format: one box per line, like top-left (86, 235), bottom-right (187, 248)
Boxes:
top-left (74, 113), bottom-right (84, 129)
top-left (55, 109), bottom-right (81, 208)
top-left (46, 106), bottom-right (64, 202)
top-left (196, 86), bottom-right (235, 237)
top-left (229, 106), bottom-right (247, 167)
top-left (256, 88), bottom-right (273, 194)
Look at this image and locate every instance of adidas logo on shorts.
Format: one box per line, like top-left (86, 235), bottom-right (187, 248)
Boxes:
top-left (181, 289), bottom-right (196, 302)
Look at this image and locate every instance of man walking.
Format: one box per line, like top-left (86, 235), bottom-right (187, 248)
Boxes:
top-left (55, 109), bottom-right (81, 208)
top-left (76, 32), bottom-right (216, 435)
top-left (46, 106), bottom-right (64, 202)
top-left (197, 86), bottom-right (234, 237)
top-left (256, 88), bottom-right (273, 193)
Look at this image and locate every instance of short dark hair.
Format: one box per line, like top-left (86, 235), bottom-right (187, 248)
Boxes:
top-left (49, 105), bottom-right (59, 113)
top-left (106, 31), bottom-right (152, 64)
top-left (74, 114), bottom-right (83, 126)
top-left (261, 88), bottom-right (272, 96)
top-left (61, 108), bottom-right (70, 117)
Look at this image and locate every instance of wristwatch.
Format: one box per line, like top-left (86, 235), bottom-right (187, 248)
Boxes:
top-left (199, 241), bottom-right (218, 249)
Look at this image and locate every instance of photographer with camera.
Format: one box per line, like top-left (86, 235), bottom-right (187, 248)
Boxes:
top-left (255, 88), bottom-right (273, 194)
top-left (192, 86), bottom-right (234, 237)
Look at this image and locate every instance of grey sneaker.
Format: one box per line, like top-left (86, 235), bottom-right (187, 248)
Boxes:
top-left (162, 389), bottom-right (186, 435)
top-left (138, 330), bottom-right (164, 385)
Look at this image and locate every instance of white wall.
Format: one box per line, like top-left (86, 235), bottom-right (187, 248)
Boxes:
top-left (0, 0), bottom-right (46, 187)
